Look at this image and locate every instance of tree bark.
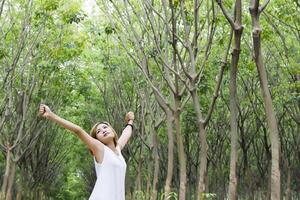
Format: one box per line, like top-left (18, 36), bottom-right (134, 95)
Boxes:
top-left (216, 0), bottom-right (243, 197)
top-left (1, 145), bottom-right (11, 199)
top-left (249, 1), bottom-right (281, 199)
top-left (0, 0), bottom-right (6, 18)
top-left (285, 167), bottom-right (291, 200)
top-left (16, 181), bottom-right (22, 200)
top-left (191, 87), bottom-right (207, 199)
top-left (174, 94), bottom-right (187, 200)
top-left (135, 148), bottom-right (142, 191)
top-left (5, 162), bottom-right (16, 200)
top-left (228, 48), bottom-right (239, 200)
top-left (164, 110), bottom-right (174, 198)
top-left (151, 127), bottom-right (160, 200)
top-left (228, 24), bottom-right (243, 200)
top-left (169, 0), bottom-right (187, 197)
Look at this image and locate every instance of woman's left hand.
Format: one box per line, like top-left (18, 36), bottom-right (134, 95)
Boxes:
top-left (125, 112), bottom-right (134, 124)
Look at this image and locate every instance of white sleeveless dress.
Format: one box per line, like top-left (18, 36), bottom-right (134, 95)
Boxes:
top-left (89, 145), bottom-right (127, 200)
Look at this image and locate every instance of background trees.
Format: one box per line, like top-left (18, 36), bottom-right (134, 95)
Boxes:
top-left (0, 0), bottom-right (299, 199)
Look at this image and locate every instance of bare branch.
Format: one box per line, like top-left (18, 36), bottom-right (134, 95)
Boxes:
top-left (173, 42), bottom-right (193, 82)
top-left (153, 57), bottom-right (176, 94)
top-left (192, 0), bottom-right (200, 50)
top-left (142, 2), bottom-right (187, 88)
top-left (204, 30), bottom-right (233, 126)
top-left (179, 91), bottom-right (191, 113)
top-left (259, 0), bottom-right (270, 13)
top-left (116, 32), bottom-right (173, 112)
top-left (144, 0), bottom-right (169, 28)
top-left (179, 0), bottom-right (197, 78)
top-left (216, 0), bottom-right (235, 28)
top-left (0, 0), bottom-right (6, 18)
top-left (194, 20), bottom-right (216, 82)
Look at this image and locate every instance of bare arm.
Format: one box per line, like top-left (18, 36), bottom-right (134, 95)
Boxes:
top-left (118, 111), bottom-right (134, 150)
top-left (39, 104), bottom-right (103, 156)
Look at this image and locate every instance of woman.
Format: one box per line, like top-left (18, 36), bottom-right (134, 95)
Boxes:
top-left (39, 104), bottom-right (134, 200)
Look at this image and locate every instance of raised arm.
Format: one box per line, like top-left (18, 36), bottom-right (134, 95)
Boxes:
top-left (39, 104), bottom-right (103, 155)
top-left (117, 111), bottom-right (135, 150)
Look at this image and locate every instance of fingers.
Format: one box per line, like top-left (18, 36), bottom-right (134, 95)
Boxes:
top-left (39, 104), bottom-right (51, 117)
top-left (39, 104), bottom-right (46, 115)
top-left (125, 111), bottom-right (135, 122)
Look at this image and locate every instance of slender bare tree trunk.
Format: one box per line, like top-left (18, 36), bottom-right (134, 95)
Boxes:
top-left (228, 7), bottom-right (243, 200)
top-left (164, 110), bottom-right (174, 198)
top-left (151, 127), bottom-right (160, 200)
top-left (5, 162), bottom-right (15, 200)
top-left (285, 167), bottom-right (291, 200)
top-left (216, 0), bottom-right (243, 198)
top-left (135, 148), bottom-right (142, 191)
top-left (169, 0), bottom-right (187, 197)
top-left (174, 94), bottom-right (187, 200)
top-left (16, 182), bottom-right (22, 200)
top-left (193, 30), bottom-right (232, 199)
top-left (228, 47), bottom-right (239, 200)
top-left (1, 145), bottom-right (11, 199)
top-left (191, 88), bottom-right (207, 199)
top-left (198, 124), bottom-right (207, 198)
top-left (146, 167), bottom-right (151, 200)
top-left (0, 0), bottom-right (6, 18)
top-left (249, 0), bottom-right (281, 199)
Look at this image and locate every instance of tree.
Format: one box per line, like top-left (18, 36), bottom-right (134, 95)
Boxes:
top-left (249, 0), bottom-right (281, 199)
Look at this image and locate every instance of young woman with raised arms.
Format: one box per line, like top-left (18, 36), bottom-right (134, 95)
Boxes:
top-left (39, 104), bottom-right (134, 200)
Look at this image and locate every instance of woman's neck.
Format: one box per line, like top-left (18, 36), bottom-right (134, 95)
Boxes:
top-left (106, 142), bottom-right (118, 154)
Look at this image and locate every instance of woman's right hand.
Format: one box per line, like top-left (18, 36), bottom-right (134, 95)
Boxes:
top-left (39, 104), bottom-right (52, 118)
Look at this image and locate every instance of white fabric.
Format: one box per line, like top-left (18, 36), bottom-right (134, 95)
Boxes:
top-left (89, 145), bottom-right (127, 200)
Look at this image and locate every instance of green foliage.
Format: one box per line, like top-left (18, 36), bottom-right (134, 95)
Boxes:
top-left (0, 47), bottom-right (7, 60)
top-left (60, 1), bottom-right (86, 24)
top-left (42, 0), bottom-right (60, 11)
top-left (132, 190), bottom-right (147, 200)
top-left (160, 192), bottom-right (178, 200)
top-left (0, 0), bottom-right (299, 198)
top-left (201, 193), bottom-right (217, 200)
top-left (104, 24), bottom-right (116, 35)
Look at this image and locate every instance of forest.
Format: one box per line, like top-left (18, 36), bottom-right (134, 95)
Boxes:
top-left (0, 0), bottom-right (299, 199)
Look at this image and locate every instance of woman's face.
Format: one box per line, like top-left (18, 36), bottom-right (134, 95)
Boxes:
top-left (95, 123), bottom-right (115, 144)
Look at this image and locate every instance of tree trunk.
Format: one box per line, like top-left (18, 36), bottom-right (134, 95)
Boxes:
top-left (1, 146), bottom-right (11, 199)
top-left (146, 167), bottom-right (151, 200)
top-left (16, 182), bottom-right (22, 200)
top-left (228, 27), bottom-right (243, 200)
top-left (151, 127), bottom-right (160, 200)
top-left (174, 94), bottom-right (187, 200)
top-left (5, 161), bottom-right (16, 200)
top-left (191, 88), bottom-right (207, 200)
top-left (285, 167), bottom-right (291, 200)
top-left (216, 0), bottom-right (243, 198)
top-left (164, 110), bottom-right (174, 198)
top-left (250, 3), bottom-right (281, 199)
top-left (0, 0), bottom-right (6, 18)
top-left (197, 123), bottom-right (207, 200)
top-left (135, 147), bottom-right (142, 191)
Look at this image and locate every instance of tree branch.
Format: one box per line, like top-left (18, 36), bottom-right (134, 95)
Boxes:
top-left (204, 29), bottom-right (233, 126)
top-left (216, 0), bottom-right (235, 28)
top-left (259, 0), bottom-right (270, 13)
top-left (0, 0), bottom-right (6, 18)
